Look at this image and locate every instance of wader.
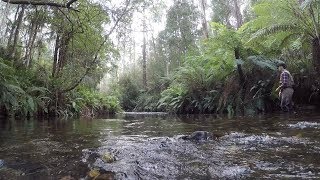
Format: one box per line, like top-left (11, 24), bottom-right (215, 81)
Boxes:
top-left (280, 87), bottom-right (294, 111)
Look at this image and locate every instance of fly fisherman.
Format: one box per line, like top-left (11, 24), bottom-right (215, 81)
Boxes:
top-left (275, 63), bottom-right (294, 112)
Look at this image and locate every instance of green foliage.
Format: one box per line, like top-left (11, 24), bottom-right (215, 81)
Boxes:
top-left (71, 86), bottom-right (121, 115)
top-left (156, 23), bottom-right (239, 113)
top-left (118, 0), bottom-right (320, 114)
top-left (0, 57), bottom-right (50, 116)
top-left (118, 74), bottom-right (141, 111)
top-left (156, 0), bottom-right (200, 71)
top-left (134, 91), bottom-right (162, 112)
top-left (158, 84), bottom-right (188, 113)
top-left (243, 0), bottom-right (320, 59)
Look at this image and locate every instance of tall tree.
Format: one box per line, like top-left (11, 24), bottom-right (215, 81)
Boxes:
top-left (10, 4), bottom-right (25, 60)
top-left (158, 0), bottom-right (200, 73)
top-left (200, 0), bottom-right (209, 38)
top-left (142, 11), bottom-right (147, 88)
top-left (211, 0), bottom-right (245, 28)
top-left (211, 0), bottom-right (232, 26)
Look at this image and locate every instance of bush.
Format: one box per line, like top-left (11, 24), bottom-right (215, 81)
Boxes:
top-left (71, 86), bottom-right (121, 117)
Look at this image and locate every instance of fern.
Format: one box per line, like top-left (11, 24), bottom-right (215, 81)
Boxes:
top-left (250, 24), bottom-right (298, 41)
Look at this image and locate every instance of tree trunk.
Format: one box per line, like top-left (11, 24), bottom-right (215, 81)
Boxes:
top-left (200, 0), bottom-right (209, 39)
top-left (235, 47), bottom-right (244, 84)
top-left (52, 34), bottom-right (60, 78)
top-left (142, 18), bottom-right (147, 89)
top-left (312, 37), bottom-right (320, 72)
top-left (233, 0), bottom-right (243, 29)
top-left (57, 32), bottom-right (71, 75)
top-left (24, 16), bottom-right (39, 68)
top-left (7, 6), bottom-right (20, 56)
top-left (10, 5), bottom-right (25, 60)
top-left (235, 47), bottom-right (245, 114)
top-left (52, 31), bottom-right (71, 78)
top-left (27, 23), bottom-right (39, 67)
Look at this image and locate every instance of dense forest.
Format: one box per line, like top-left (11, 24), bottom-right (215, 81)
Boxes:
top-left (0, 0), bottom-right (319, 118)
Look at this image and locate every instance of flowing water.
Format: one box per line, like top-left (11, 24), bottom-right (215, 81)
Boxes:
top-left (0, 111), bottom-right (320, 179)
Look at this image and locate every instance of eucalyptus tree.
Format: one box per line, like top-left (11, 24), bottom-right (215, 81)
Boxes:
top-left (211, 0), bottom-right (244, 28)
top-left (157, 0), bottom-right (200, 74)
top-left (200, 0), bottom-right (209, 38)
top-left (211, 0), bottom-right (261, 28)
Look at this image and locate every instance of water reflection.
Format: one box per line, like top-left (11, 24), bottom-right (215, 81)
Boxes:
top-left (0, 112), bottom-right (319, 179)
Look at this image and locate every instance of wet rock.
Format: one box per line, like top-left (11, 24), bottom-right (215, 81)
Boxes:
top-left (86, 168), bottom-right (115, 180)
top-left (88, 152), bottom-right (100, 164)
top-left (102, 152), bottom-right (115, 163)
top-left (88, 169), bottom-right (100, 178)
top-left (0, 159), bottom-right (4, 168)
top-left (180, 131), bottom-right (220, 141)
top-left (95, 171), bottom-right (115, 180)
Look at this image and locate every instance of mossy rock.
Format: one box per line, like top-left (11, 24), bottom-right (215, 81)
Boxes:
top-left (88, 169), bottom-right (100, 178)
top-left (95, 173), bottom-right (115, 180)
top-left (102, 152), bottom-right (115, 163)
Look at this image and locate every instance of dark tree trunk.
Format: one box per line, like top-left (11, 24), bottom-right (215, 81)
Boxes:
top-left (52, 32), bottom-right (71, 78)
top-left (7, 6), bottom-right (20, 49)
top-left (235, 47), bottom-right (246, 114)
top-left (52, 34), bottom-right (60, 78)
top-left (312, 37), bottom-right (320, 72)
top-left (235, 47), bottom-right (244, 84)
top-left (27, 24), bottom-right (39, 67)
top-left (57, 32), bottom-right (71, 75)
top-left (11, 5), bottom-right (25, 60)
top-left (24, 17), bottom-right (39, 67)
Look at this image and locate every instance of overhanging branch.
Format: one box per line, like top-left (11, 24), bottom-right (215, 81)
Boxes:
top-left (1, 0), bottom-right (78, 10)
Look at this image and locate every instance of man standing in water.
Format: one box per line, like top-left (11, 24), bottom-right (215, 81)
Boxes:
top-left (275, 63), bottom-right (294, 112)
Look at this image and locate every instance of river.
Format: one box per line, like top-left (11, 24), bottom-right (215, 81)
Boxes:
top-left (0, 111), bottom-right (320, 179)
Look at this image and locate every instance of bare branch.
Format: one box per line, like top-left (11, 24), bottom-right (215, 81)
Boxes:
top-left (106, 0), bottom-right (132, 37)
top-left (1, 0), bottom-right (78, 10)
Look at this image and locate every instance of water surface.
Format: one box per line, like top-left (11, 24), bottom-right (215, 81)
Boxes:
top-left (0, 112), bottom-right (320, 179)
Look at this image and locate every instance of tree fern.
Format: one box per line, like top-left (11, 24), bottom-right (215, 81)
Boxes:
top-left (250, 24), bottom-right (299, 41)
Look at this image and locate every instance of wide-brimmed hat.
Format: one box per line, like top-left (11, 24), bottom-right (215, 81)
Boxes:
top-left (277, 62), bottom-right (286, 69)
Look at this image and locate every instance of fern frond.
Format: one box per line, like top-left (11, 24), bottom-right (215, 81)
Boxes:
top-left (279, 33), bottom-right (300, 48)
top-left (250, 24), bottom-right (298, 41)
